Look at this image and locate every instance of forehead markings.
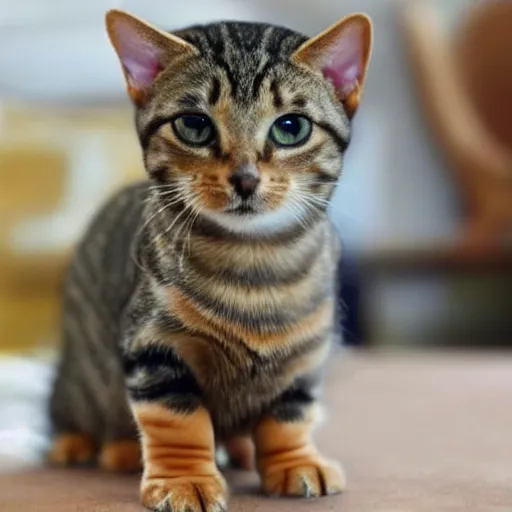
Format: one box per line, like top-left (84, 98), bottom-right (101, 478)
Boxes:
top-left (270, 80), bottom-right (284, 109)
top-left (201, 26), bottom-right (239, 96)
top-left (209, 76), bottom-right (221, 106)
top-left (315, 121), bottom-right (350, 153)
top-left (292, 97), bottom-right (307, 108)
top-left (177, 93), bottom-right (202, 110)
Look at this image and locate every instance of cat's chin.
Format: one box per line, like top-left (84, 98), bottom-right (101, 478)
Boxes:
top-left (205, 206), bottom-right (305, 236)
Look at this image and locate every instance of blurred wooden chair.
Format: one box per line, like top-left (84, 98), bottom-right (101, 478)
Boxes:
top-left (402, 0), bottom-right (512, 252)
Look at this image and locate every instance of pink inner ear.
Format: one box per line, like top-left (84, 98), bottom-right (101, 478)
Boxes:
top-left (321, 26), bottom-right (363, 98)
top-left (116, 24), bottom-right (163, 89)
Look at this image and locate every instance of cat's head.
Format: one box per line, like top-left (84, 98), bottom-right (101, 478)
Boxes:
top-left (106, 10), bottom-right (372, 237)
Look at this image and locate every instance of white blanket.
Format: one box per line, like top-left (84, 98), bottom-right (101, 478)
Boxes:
top-left (0, 354), bottom-right (55, 473)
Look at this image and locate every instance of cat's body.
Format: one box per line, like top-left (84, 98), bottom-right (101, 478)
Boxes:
top-left (51, 177), bottom-right (340, 442)
top-left (49, 13), bottom-right (372, 511)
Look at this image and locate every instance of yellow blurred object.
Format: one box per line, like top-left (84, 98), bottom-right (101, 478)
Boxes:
top-left (0, 103), bottom-right (144, 352)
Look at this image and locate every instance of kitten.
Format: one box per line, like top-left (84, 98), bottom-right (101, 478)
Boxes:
top-left (48, 9), bottom-right (372, 511)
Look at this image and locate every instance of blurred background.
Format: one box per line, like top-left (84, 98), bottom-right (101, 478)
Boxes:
top-left (0, 0), bottom-right (511, 357)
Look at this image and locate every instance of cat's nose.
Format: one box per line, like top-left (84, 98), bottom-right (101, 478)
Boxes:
top-left (229, 164), bottom-right (260, 200)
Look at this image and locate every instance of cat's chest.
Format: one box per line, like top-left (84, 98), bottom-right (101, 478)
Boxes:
top-left (165, 316), bottom-right (330, 437)
top-left (162, 247), bottom-right (334, 355)
top-left (161, 325), bottom-right (288, 436)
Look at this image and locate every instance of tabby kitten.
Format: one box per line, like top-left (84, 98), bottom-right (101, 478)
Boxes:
top-left (48, 9), bottom-right (372, 511)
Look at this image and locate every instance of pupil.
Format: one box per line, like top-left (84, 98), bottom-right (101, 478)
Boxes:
top-left (279, 116), bottom-right (301, 136)
top-left (183, 116), bottom-right (207, 131)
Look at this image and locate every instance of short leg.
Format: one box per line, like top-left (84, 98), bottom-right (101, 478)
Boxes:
top-left (100, 350), bottom-right (142, 473)
top-left (134, 404), bottom-right (227, 511)
top-left (99, 439), bottom-right (142, 473)
top-left (48, 433), bottom-right (97, 466)
top-left (254, 384), bottom-right (345, 498)
top-left (123, 343), bottom-right (227, 511)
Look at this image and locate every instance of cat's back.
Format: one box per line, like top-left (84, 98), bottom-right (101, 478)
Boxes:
top-left (64, 180), bottom-right (148, 315)
top-left (51, 181), bottom-right (148, 441)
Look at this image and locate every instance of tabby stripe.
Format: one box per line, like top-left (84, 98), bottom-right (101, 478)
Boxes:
top-left (177, 93), bottom-right (202, 109)
top-left (224, 22), bottom-right (244, 49)
top-left (200, 26), bottom-right (239, 96)
top-left (127, 373), bottom-right (201, 402)
top-left (186, 242), bottom-right (320, 287)
top-left (316, 121), bottom-right (350, 152)
top-left (122, 345), bottom-right (184, 375)
top-left (141, 235), bottom-right (172, 285)
top-left (277, 329), bottom-right (330, 365)
top-left (208, 76), bottom-right (221, 105)
top-left (315, 170), bottom-right (339, 184)
top-left (174, 278), bottom-right (331, 331)
top-left (64, 313), bottom-right (110, 414)
top-left (278, 386), bottom-right (315, 407)
top-left (214, 55), bottom-right (239, 96)
top-left (148, 165), bottom-right (168, 183)
top-left (53, 336), bottom-right (104, 433)
top-left (66, 277), bottom-right (115, 349)
top-left (292, 96), bottom-right (307, 108)
top-left (270, 394), bottom-right (315, 422)
top-left (74, 361), bottom-right (107, 432)
top-left (251, 58), bottom-right (275, 100)
top-left (270, 80), bottom-right (283, 108)
top-left (155, 310), bottom-right (185, 333)
top-left (139, 116), bottom-right (173, 150)
top-left (258, 141), bottom-right (273, 162)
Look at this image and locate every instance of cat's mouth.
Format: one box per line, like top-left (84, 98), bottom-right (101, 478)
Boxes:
top-left (225, 204), bottom-right (257, 215)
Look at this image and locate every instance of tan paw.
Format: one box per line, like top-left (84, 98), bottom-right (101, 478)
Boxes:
top-left (48, 433), bottom-right (96, 466)
top-left (99, 440), bottom-right (142, 473)
top-left (262, 459), bottom-right (345, 498)
top-left (141, 474), bottom-right (228, 512)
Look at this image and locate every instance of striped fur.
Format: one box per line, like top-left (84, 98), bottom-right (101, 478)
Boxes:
top-left (49, 10), bottom-right (372, 509)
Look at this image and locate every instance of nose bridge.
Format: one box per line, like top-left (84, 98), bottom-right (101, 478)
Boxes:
top-left (226, 106), bottom-right (258, 164)
top-left (232, 160), bottom-right (259, 177)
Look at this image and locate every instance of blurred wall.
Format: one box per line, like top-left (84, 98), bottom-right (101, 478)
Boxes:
top-left (0, 0), bottom-right (471, 254)
top-left (0, 0), bottom-right (484, 350)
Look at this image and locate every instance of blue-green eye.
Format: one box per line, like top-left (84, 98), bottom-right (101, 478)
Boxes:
top-left (172, 114), bottom-right (215, 146)
top-left (270, 114), bottom-right (312, 147)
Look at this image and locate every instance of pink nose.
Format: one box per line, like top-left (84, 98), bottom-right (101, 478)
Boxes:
top-left (229, 164), bottom-right (260, 200)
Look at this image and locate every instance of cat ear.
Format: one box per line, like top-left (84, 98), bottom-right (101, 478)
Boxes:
top-left (106, 9), bottom-right (197, 106)
top-left (292, 13), bottom-right (373, 119)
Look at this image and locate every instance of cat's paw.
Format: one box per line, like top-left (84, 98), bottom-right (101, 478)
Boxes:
top-left (141, 473), bottom-right (228, 512)
top-left (48, 433), bottom-right (96, 466)
top-left (261, 458), bottom-right (345, 498)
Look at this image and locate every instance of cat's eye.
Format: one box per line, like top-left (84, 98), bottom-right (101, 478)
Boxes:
top-left (270, 114), bottom-right (312, 148)
top-left (172, 114), bottom-right (215, 147)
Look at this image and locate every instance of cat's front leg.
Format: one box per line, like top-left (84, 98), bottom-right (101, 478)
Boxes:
top-left (124, 344), bottom-right (227, 512)
top-left (254, 383), bottom-right (345, 499)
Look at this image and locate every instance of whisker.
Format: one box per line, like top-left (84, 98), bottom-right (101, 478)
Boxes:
top-left (130, 198), bottom-right (183, 274)
top-left (294, 192), bottom-right (362, 224)
top-left (177, 205), bottom-right (202, 273)
top-left (284, 198), bottom-right (309, 231)
top-left (155, 201), bottom-right (196, 245)
top-left (295, 179), bottom-right (362, 195)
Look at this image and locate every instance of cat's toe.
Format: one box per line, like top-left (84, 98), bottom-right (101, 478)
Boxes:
top-left (262, 459), bottom-right (345, 498)
top-left (141, 473), bottom-right (228, 512)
